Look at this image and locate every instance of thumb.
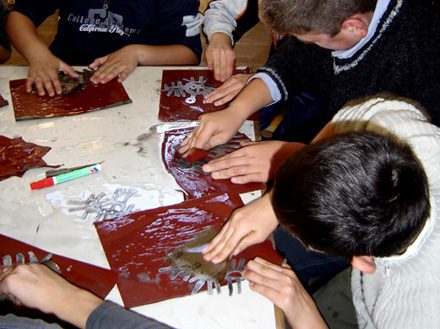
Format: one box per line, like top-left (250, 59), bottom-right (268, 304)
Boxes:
top-left (89, 56), bottom-right (108, 70)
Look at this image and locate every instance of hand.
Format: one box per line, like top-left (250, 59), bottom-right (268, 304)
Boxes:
top-left (0, 264), bottom-right (103, 329)
top-left (179, 107), bottom-right (246, 154)
top-left (179, 78), bottom-right (272, 154)
top-left (205, 32), bottom-right (236, 82)
top-left (204, 74), bottom-right (251, 106)
top-left (203, 193), bottom-right (278, 263)
top-left (244, 257), bottom-right (328, 329)
top-left (27, 55), bottom-right (79, 96)
top-left (203, 140), bottom-right (305, 184)
top-left (89, 45), bottom-right (139, 84)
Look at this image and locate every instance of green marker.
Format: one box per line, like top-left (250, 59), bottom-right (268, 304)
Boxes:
top-left (30, 164), bottom-right (102, 190)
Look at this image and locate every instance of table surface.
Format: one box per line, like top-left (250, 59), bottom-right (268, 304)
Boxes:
top-left (0, 65), bottom-right (277, 329)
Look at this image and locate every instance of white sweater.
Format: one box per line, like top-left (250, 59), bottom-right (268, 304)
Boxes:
top-left (331, 96), bottom-right (440, 329)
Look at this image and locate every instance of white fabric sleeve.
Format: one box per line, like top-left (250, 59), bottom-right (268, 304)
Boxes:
top-left (203, 0), bottom-right (248, 44)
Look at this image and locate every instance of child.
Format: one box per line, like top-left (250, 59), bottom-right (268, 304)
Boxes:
top-left (203, 94), bottom-right (440, 328)
top-left (204, 0), bottom-right (324, 144)
top-left (181, 0), bottom-right (440, 184)
top-left (203, 0), bottom-right (260, 82)
top-left (6, 0), bottom-right (203, 96)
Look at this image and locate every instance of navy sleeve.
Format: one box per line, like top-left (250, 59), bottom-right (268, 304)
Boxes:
top-left (257, 37), bottom-right (330, 101)
top-left (156, 0), bottom-right (202, 62)
top-left (12, 0), bottom-right (58, 27)
top-left (87, 301), bottom-right (175, 329)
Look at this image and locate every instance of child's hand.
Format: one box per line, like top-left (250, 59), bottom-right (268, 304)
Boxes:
top-left (204, 73), bottom-right (251, 106)
top-left (179, 107), bottom-right (246, 155)
top-left (27, 56), bottom-right (78, 97)
top-left (244, 257), bottom-right (328, 329)
top-left (202, 193), bottom-right (278, 263)
top-left (205, 32), bottom-right (236, 82)
top-left (202, 140), bottom-right (304, 184)
top-left (89, 45), bottom-right (139, 84)
top-left (0, 264), bottom-right (103, 329)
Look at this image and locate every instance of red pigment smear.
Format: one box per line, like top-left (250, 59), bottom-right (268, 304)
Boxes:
top-left (0, 234), bottom-right (117, 299)
top-left (162, 128), bottom-right (265, 199)
top-left (158, 68), bottom-right (258, 121)
top-left (9, 78), bottom-right (132, 120)
top-left (184, 147), bottom-right (209, 162)
top-left (0, 93), bottom-right (8, 107)
top-left (0, 135), bottom-right (60, 181)
top-left (95, 193), bottom-right (282, 308)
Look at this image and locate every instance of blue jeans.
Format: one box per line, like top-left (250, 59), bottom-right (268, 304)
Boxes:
top-left (274, 226), bottom-right (349, 293)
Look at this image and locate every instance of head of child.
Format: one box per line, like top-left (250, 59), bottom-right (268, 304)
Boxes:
top-left (271, 131), bottom-right (430, 273)
top-left (259, 0), bottom-right (378, 50)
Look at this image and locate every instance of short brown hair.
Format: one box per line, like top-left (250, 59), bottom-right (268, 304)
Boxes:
top-left (259, 0), bottom-right (377, 36)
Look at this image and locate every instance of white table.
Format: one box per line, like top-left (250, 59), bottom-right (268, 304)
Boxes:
top-left (0, 66), bottom-right (277, 329)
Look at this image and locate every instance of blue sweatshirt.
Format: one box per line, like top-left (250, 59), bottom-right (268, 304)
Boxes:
top-left (13, 0), bottom-right (203, 65)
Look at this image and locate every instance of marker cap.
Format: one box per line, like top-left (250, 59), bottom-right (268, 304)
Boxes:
top-left (30, 177), bottom-right (55, 190)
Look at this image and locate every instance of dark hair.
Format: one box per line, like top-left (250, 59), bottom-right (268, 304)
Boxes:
top-left (259, 0), bottom-right (377, 36)
top-left (272, 131), bottom-right (430, 259)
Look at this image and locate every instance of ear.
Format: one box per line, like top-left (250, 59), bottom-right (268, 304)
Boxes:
top-left (341, 17), bottom-right (369, 39)
top-left (351, 255), bottom-right (376, 273)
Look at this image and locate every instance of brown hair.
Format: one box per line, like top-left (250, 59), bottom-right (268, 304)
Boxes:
top-left (259, 0), bottom-right (377, 36)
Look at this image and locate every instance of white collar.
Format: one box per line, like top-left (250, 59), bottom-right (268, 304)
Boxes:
top-left (332, 0), bottom-right (392, 59)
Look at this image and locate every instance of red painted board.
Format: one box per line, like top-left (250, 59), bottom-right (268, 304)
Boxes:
top-left (9, 78), bottom-right (132, 121)
top-left (158, 68), bottom-right (258, 121)
top-left (95, 193), bottom-right (282, 308)
top-left (162, 128), bottom-right (264, 199)
top-left (185, 147), bottom-right (209, 162)
top-left (0, 135), bottom-right (60, 181)
top-left (0, 234), bottom-right (117, 299)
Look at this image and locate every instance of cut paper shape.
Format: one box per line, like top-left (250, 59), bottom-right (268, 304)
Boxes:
top-left (0, 135), bottom-right (60, 181)
top-left (162, 128), bottom-right (264, 199)
top-left (95, 193), bottom-right (282, 308)
top-left (158, 68), bottom-right (255, 122)
top-left (9, 76), bottom-right (132, 121)
top-left (0, 234), bottom-right (117, 299)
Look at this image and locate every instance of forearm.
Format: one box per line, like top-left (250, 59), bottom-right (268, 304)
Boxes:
top-left (209, 32), bottom-right (233, 48)
top-left (133, 44), bottom-right (199, 66)
top-left (285, 294), bottom-right (329, 329)
top-left (6, 11), bottom-right (52, 63)
top-left (226, 78), bottom-right (273, 120)
top-left (51, 287), bottom-right (103, 329)
top-left (0, 45), bottom-right (10, 63)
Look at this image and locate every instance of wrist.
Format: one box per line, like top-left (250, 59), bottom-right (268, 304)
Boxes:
top-left (209, 31), bottom-right (234, 46)
top-left (55, 288), bottom-right (103, 329)
top-left (24, 41), bottom-right (53, 64)
top-left (286, 292), bottom-right (328, 329)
